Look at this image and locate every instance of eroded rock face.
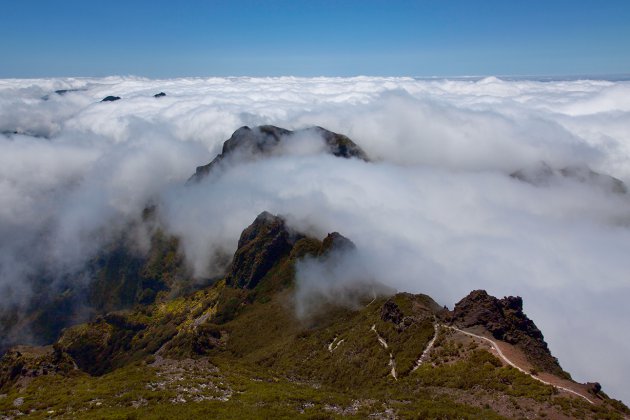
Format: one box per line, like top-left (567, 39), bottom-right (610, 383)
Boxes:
top-left (452, 290), bottom-right (566, 376)
top-left (225, 212), bottom-right (297, 289)
top-left (189, 125), bottom-right (369, 182)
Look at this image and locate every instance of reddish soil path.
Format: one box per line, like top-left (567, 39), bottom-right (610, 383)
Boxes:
top-left (447, 325), bottom-right (595, 405)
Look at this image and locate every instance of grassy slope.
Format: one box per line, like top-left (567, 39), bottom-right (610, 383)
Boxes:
top-left (2, 239), bottom-right (629, 419)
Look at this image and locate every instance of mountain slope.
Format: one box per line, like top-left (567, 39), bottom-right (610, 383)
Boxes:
top-left (1, 212), bottom-right (628, 419)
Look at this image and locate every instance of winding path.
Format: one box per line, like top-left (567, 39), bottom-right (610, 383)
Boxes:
top-left (412, 322), bottom-right (439, 371)
top-left (446, 325), bottom-right (595, 405)
top-left (371, 325), bottom-right (397, 380)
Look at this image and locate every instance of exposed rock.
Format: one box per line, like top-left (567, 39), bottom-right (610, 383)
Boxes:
top-left (511, 161), bottom-right (627, 194)
top-left (55, 320), bottom-right (114, 375)
top-left (318, 232), bottom-right (356, 256)
top-left (1, 129), bottom-right (49, 139)
top-left (451, 290), bottom-right (566, 376)
top-left (381, 294), bottom-right (444, 331)
top-left (101, 95), bottom-right (121, 102)
top-left (225, 212), bottom-right (297, 289)
top-left (55, 89), bottom-right (84, 95)
top-left (154, 92), bottom-right (166, 98)
top-left (380, 300), bottom-right (404, 325)
top-left (189, 125), bottom-right (369, 182)
top-left (0, 345), bottom-right (75, 391)
top-left (586, 382), bottom-right (602, 396)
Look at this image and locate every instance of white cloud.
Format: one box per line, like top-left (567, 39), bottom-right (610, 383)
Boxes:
top-left (0, 76), bottom-right (629, 403)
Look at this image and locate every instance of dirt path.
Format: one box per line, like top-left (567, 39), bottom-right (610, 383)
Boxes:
top-left (412, 322), bottom-right (439, 371)
top-left (447, 325), bottom-right (594, 405)
top-left (371, 325), bottom-right (397, 380)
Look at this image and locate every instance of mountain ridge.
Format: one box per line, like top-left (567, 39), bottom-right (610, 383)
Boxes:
top-left (1, 211), bottom-right (628, 419)
top-left (1, 126), bottom-right (629, 418)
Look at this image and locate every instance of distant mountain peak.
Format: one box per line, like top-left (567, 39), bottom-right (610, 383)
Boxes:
top-left (511, 161), bottom-right (627, 194)
top-left (189, 125), bottom-right (369, 182)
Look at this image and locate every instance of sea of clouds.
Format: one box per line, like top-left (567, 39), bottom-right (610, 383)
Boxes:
top-left (1, 75), bottom-right (629, 402)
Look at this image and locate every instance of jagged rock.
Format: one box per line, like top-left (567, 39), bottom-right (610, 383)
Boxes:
top-left (381, 300), bottom-right (404, 325)
top-left (511, 161), bottom-right (627, 194)
top-left (586, 382), bottom-right (602, 395)
top-left (101, 95), bottom-right (121, 102)
top-left (154, 92), bottom-right (166, 98)
top-left (318, 232), bottom-right (356, 256)
top-left (381, 294), bottom-right (444, 332)
top-left (189, 125), bottom-right (369, 182)
top-left (225, 212), bottom-right (297, 289)
top-left (452, 290), bottom-right (566, 376)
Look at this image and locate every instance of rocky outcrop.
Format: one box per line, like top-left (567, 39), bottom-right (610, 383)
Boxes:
top-left (451, 290), bottom-right (566, 376)
top-left (511, 161), bottom-right (627, 194)
top-left (380, 294), bottom-right (445, 332)
top-left (225, 212), bottom-right (298, 289)
top-left (189, 125), bottom-right (369, 182)
top-left (318, 232), bottom-right (356, 256)
top-left (101, 95), bottom-right (121, 102)
top-left (381, 300), bottom-right (404, 325)
top-left (154, 92), bottom-right (166, 98)
top-left (586, 382), bottom-right (602, 396)
top-left (0, 346), bottom-right (75, 391)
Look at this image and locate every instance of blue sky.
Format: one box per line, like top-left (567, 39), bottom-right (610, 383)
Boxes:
top-left (1, 0), bottom-right (629, 78)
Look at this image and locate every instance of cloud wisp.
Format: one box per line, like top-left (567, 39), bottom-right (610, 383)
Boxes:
top-left (1, 76), bottom-right (629, 402)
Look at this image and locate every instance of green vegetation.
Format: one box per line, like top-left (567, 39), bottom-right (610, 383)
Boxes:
top-left (0, 356), bottom-right (510, 419)
top-left (414, 350), bottom-right (555, 401)
top-left (2, 219), bottom-right (628, 419)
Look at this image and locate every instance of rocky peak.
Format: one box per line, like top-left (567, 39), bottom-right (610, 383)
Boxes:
top-left (100, 95), bottom-right (121, 102)
top-left (318, 232), bottom-right (356, 256)
top-left (222, 125), bottom-right (291, 156)
top-left (189, 125), bottom-right (369, 182)
top-left (308, 126), bottom-right (369, 161)
top-left (451, 290), bottom-right (564, 376)
top-left (225, 212), bottom-right (297, 289)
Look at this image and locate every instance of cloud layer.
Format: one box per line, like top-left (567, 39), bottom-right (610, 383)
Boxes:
top-left (1, 76), bottom-right (630, 402)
